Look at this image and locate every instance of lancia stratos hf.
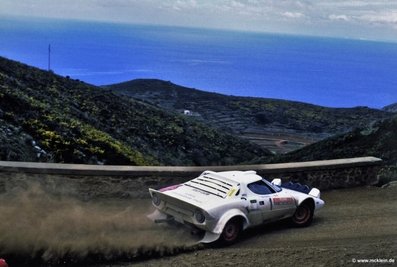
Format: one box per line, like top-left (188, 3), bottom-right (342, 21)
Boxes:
top-left (148, 170), bottom-right (325, 244)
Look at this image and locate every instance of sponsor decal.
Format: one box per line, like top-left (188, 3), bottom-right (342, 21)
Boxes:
top-left (228, 188), bottom-right (236, 197)
top-left (273, 197), bottom-right (294, 206)
top-left (192, 188), bottom-right (210, 195)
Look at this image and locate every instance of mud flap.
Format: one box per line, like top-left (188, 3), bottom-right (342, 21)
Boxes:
top-left (200, 231), bottom-right (221, 243)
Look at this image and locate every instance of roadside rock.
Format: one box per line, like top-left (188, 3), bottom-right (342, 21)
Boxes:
top-left (0, 119), bottom-right (37, 162)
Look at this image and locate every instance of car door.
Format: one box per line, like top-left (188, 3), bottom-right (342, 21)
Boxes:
top-left (269, 195), bottom-right (296, 219)
top-left (245, 180), bottom-right (276, 225)
top-left (246, 194), bottom-right (272, 225)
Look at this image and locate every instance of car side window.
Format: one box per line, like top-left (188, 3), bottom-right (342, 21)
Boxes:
top-left (247, 180), bottom-right (275, 195)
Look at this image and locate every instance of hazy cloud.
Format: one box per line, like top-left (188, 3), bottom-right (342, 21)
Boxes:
top-left (358, 11), bottom-right (397, 24)
top-left (283, 11), bottom-right (305, 19)
top-left (329, 14), bottom-right (351, 21)
top-left (1, 0), bottom-right (397, 41)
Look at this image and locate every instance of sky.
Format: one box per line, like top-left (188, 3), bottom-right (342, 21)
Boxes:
top-left (1, 0), bottom-right (397, 42)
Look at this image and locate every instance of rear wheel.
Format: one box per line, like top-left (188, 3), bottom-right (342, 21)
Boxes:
top-left (220, 218), bottom-right (242, 244)
top-left (292, 202), bottom-right (314, 227)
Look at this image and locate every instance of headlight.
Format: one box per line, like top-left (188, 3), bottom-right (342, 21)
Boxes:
top-left (194, 210), bottom-right (205, 223)
top-left (152, 193), bottom-right (161, 206)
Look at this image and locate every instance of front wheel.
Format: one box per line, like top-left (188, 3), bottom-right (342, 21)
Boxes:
top-left (292, 202), bottom-right (314, 227)
top-left (220, 218), bottom-right (242, 245)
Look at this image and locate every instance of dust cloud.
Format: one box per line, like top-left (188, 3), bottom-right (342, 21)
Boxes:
top-left (0, 182), bottom-right (199, 265)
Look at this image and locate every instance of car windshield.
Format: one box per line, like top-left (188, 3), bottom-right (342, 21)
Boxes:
top-left (247, 180), bottom-right (274, 195)
top-left (247, 179), bottom-right (282, 195)
top-left (263, 177), bottom-right (282, 192)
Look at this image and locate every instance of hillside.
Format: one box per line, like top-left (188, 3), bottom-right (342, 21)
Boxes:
top-left (383, 103), bottom-right (397, 113)
top-left (0, 56), bottom-right (270, 165)
top-left (105, 79), bottom-right (392, 153)
top-left (0, 118), bottom-right (38, 161)
top-left (271, 115), bottom-right (397, 166)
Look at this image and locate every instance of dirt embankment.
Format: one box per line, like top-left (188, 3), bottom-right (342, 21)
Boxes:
top-left (0, 181), bottom-right (396, 266)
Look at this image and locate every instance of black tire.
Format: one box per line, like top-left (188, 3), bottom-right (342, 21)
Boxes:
top-left (220, 218), bottom-right (242, 245)
top-left (292, 201), bottom-right (314, 227)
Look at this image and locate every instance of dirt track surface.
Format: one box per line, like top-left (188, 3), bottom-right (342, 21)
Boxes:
top-left (1, 185), bottom-right (396, 266)
top-left (114, 185), bottom-right (397, 267)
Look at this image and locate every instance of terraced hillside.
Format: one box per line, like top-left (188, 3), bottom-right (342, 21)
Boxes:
top-left (0, 56), bottom-right (270, 165)
top-left (272, 115), bottom-right (397, 164)
top-left (106, 79), bottom-right (392, 153)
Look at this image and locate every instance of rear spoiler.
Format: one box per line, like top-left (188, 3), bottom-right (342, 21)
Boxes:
top-left (148, 188), bottom-right (202, 213)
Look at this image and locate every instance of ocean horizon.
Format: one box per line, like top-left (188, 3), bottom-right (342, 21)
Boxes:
top-left (1, 15), bottom-right (397, 109)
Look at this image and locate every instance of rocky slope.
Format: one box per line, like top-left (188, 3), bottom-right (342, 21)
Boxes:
top-left (106, 79), bottom-right (392, 153)
top-left (0, 56), bottom-right (270, 165)
top-left (0, 118), bottom-right (38, 162)
top-left (271, 115), bottom-right (397, 166)
top-left (383, 103), bottom-right (397, 113)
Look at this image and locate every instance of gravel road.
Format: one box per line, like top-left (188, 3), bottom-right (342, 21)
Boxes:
top-left (115, 185), bottom-right (397, 267)
top-left (1, 184), bottom-right (396, 266)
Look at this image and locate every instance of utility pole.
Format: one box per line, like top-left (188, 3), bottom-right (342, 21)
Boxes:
top-left (48, 44), bottom-right (51, 71)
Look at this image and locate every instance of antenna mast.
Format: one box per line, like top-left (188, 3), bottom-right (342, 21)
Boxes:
top-left (48, 44), bottom-right (51, 71)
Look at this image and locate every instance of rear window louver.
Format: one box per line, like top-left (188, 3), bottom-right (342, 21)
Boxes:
top-left (185, 175), bottom-right (238, 199)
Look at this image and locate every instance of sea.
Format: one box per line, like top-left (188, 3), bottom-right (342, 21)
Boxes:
top-left (1, 16), bottom-right (397, 109)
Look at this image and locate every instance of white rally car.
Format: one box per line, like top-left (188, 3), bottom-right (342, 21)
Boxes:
top-left (148, 170), bottom-right (325, 244)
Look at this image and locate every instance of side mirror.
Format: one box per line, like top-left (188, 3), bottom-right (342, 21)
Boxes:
top-left (271, 178), bottom-right (282, 186)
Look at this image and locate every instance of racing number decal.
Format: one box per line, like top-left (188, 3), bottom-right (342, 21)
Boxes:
top-left (273, 197), bottom-right (294, 206)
